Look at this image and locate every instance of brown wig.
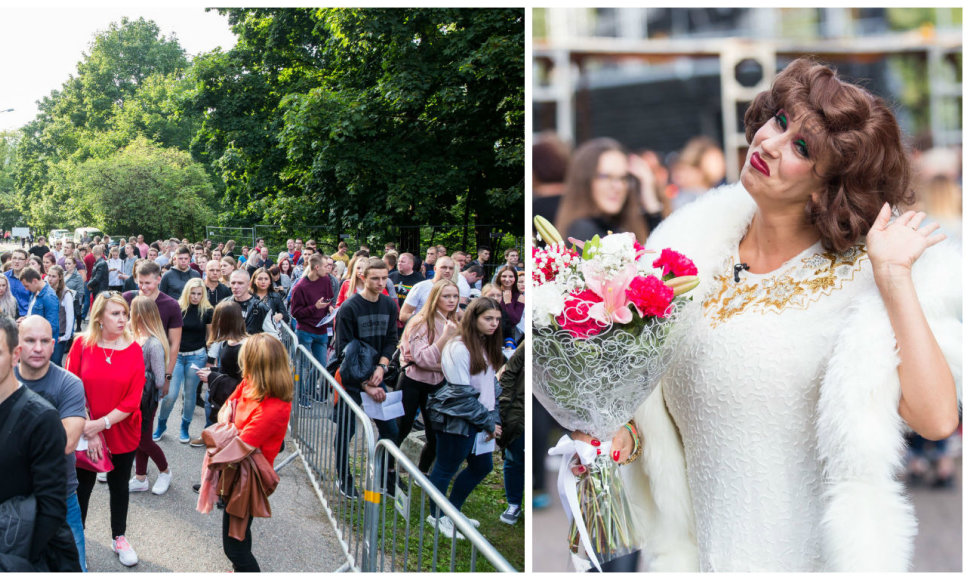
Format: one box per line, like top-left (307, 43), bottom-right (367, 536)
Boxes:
top-left (240, 333), bottom-right (293, 403)
top-left (555, 137), bottom-right (649, 243)
top-left (457, 297), bottom-right (505, 376)
top-left (743, 57), bottom-right (914, 252)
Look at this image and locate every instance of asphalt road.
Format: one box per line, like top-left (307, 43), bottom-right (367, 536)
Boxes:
top-left (532, 453), bottom-right (962, 572)
top-left (81, 405), bottom-right (347, 573)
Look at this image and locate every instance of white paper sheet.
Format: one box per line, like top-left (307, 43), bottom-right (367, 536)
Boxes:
top-left (361, 389), bottom-right (404, 421)
top-left (315, 308), bottom-right (338, 328)
top-left (473, 430), bottom-right (496, 455)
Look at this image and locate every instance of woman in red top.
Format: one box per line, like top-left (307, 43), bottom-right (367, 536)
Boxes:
top-left (220, 332), bottom-right (293, 572)
top-left (68, 292), bottom-right (145, 567)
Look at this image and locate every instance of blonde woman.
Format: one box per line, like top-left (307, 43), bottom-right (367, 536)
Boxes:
top-left (157, 278), bottom-right (214, 444)
top-left (0, 274), bottom-right (18, 319)
top-left (395, 279), bottom-right (460, 473)
top-left (128, 296), bottom-right (173, 495)
top-left (67, 292), bottom-right (145, 566)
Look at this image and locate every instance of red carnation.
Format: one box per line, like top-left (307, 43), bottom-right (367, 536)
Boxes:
top-left (556, 289), bottom-right (606, 338)
top-left (652, 248), bottom-right (698, 278)
top-left (627, 275), bottom-right (675, 318)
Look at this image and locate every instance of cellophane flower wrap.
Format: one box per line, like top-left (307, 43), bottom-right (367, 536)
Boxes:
top-left (532, 217), bottom-right (698, 570)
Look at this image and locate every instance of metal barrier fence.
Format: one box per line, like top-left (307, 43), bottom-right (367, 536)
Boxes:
top-left (277, 324), bottom-right (516, 572)
top-left (373, 441), bottom-right (516, 572)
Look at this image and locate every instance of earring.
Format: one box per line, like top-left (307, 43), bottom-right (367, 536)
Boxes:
top-left (99, 323), bottom-right (103, 330)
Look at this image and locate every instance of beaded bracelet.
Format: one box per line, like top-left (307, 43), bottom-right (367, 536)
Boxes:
top-left (620, 421), bottom-right (642, 465)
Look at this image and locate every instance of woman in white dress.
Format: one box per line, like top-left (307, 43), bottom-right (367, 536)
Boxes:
top-left (598, 58), bottom-right (961, 572)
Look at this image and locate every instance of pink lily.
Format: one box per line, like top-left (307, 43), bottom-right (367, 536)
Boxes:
top-left (582, 261), bottom-right (636, 325)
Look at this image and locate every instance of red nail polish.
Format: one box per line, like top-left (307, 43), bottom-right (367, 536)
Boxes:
top-left (612, 450), bottom-right (620, 461)
top-left (591, 439), bottom-right (600, 447)
top-left (596, 448), bottom-right (601, 456)
top-left (577, 466), bottom-right (586, 474)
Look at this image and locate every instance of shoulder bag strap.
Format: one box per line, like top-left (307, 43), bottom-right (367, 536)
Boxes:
top-left (1, 388), bottom-right (30, 444)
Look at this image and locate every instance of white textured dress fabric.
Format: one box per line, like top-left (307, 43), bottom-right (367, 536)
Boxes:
top-left (623, 182), bottom-right (962, 572)
top-left (664, 241), bottom-right (871, 571)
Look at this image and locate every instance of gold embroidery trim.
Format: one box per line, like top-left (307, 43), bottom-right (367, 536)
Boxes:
top-left (703, 243), bottom-right (868, 328)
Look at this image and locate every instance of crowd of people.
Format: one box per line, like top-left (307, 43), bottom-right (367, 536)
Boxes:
top-left (0, 231), bottom-right (525, 571)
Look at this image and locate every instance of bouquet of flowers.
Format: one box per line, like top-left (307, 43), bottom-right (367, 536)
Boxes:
top-left (532, 216), bottom-right (698, 571)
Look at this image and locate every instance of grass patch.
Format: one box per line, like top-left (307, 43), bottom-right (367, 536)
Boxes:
top-left (373, 448), bottom-right (524, 572)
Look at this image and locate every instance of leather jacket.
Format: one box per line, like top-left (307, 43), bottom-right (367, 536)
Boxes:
top-left (198, 435), bottom-right (279, 540)
top-left (426, 381), bottom-right (501, 437)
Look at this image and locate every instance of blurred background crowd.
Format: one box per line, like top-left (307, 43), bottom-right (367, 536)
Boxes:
top-left (530, 7), bottom-right (961, 572)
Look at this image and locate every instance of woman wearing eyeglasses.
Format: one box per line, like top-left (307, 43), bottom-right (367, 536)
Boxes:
top-left (554, 138), bottom-right (650, 243)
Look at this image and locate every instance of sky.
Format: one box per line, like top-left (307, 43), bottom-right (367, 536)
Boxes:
top-left (0, 5), bottom-right (239, 131)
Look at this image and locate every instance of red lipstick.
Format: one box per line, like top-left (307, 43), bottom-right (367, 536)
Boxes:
top-left (750, 152), bottom-right (770, 176)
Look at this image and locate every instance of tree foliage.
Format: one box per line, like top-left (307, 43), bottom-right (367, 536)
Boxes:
top-left (189, 8), bottom-right (524, 237)
top-left (0, 132), bottom-right (26, 229)
top-left (68, 137), bottom-right (215, 239)
top-left (14, 17), bottom-right (210, 232)
top-left (13, 10), bottom-right (524, 243)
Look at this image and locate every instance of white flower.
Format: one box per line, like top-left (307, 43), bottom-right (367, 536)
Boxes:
top-left (532, 283), bottom-right (566, 327)
top-left (585, 232), bottom-right (637, 280)
top-left (598, 232), bottom-right (636, 260)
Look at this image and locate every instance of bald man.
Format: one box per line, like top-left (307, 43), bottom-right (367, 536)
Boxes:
top-left (17, 316), bottom-right (88, 570)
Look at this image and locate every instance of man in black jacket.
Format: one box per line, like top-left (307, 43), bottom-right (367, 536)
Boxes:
top-left (332, 258), bottom-right (400, 499)
top-left (222, 270), bottom-right (274, 335)
top-left (0, 316), bottom-right (80, 571)
top-left (85, 244), bottom-right (109, 299)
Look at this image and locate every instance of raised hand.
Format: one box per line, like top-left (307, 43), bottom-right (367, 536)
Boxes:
top-left (866, 203), bottom-right (946, 284)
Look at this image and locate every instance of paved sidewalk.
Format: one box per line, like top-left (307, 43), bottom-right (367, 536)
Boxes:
top-left (532, 456), bottom-right (962, 572)
top-left (81, 406), bottom-right (346, 572)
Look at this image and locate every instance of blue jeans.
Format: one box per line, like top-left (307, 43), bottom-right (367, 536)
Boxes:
top-left (52, 338), bottom-right (67, 368)
top-left (81, 287), bottom-right (91, 319)
top-left (156, 349), bottom-right (207, 435)
top-left (66, 491), bottom-right (86, 572)
top-left (503, 434), bottom-right (524, 506)
top-left (296, 330), bottom-right (328, 403)
top-left (428, 430), bottom-right (493, 516)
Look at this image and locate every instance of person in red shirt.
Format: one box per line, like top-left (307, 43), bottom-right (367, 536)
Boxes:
top-left (219, 332), bottom-right (292, 572)
top-left (67, 292), bottom-right (145, 567)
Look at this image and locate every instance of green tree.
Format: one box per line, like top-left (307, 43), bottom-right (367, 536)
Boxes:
top-left (67, 137), bottom-right (216, 240)
top-left (0, 132), bottom-right (26, 230)
top-left (188, 8), bottom-right (524, 242)
top-left (15, 17), bottom-right (204, 231)
top-left (75, 17), bottom-right (188, 132)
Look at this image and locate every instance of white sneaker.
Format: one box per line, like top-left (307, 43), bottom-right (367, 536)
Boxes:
top-left (128, 476), bottom-right (149, 493)
top-left (152, 471), bottom-right (172, 495)
top-left (426, 514), bottom-right (466, 540)
top-left (97, 472), bottom-right (108, 483)
top-left (112, 535), bottom-right (138, 567)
